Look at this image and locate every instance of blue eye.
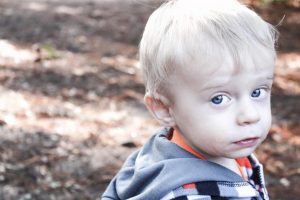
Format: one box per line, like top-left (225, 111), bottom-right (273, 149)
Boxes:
top-left (251, 89), bottom-right (261, 97)
top-left (211, 95), bottom-right (230, 105)
top-left (251, 88), bottom-right (269, 99)
top-left (211, 95), bottom-right (223, 104)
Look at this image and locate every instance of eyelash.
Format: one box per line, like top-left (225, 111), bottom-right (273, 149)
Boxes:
top-left (210, 87), bottom-right (270, 105)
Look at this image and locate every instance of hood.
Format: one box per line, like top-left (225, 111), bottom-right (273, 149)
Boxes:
top-left (102, 128), bottom-right (258, 200)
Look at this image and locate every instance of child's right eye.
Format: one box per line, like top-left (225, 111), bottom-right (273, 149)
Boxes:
top-left (211, 95), bottom-right (230, 105)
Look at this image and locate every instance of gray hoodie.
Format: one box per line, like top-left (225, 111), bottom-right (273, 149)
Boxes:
top-left (101, 128), bottom-right (268, 200)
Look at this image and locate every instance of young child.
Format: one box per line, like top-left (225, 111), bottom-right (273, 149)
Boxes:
top-left (102, 0), bottom-right (278, 199)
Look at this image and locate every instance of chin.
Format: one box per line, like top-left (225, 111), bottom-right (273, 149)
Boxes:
top-left (226, 148), bottom-right (255, 159)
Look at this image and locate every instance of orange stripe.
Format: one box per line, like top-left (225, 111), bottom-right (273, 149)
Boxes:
top-left (183, 183), bottom-right (196, 189)
top-left (236, 157), bottom-right (252, 168)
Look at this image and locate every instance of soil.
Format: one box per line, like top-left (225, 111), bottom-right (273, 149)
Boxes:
top-left (0, 0), bottom-right (299, 199)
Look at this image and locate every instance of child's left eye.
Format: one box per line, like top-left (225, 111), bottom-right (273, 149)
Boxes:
top-left (251, 88), bottom-right (267, 98)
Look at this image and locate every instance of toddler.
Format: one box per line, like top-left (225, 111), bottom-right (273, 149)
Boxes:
top-left (102, 0), bottom-right (278, 199)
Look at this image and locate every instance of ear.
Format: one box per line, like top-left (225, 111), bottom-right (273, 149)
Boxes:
top-left (144, 93), bottom-right (175, 127)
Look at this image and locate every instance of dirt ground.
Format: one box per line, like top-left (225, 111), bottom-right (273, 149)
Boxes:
top-left (0, 0), bottom-right (299, 199)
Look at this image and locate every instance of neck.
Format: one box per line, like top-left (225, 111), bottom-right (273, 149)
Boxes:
top-left (208, 157), bottom-right (241, 176)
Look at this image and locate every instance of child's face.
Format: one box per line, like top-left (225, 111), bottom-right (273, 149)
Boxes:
top-left (166, 59), bottom-right (274, 159)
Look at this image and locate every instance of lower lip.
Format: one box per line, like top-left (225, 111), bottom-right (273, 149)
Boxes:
top-left (233, 138), bottom-right (259, 147)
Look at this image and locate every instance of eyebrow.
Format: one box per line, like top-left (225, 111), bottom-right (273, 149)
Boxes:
top-left (203, 76), bottom-right (274, 91)
top-left (202, 82), bottom-right (228, 91)
top-left (254, 75), bottom-right (274, 81)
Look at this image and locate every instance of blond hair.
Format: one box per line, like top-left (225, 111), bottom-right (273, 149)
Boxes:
top-left (139, 0), bottom-right (278, 95)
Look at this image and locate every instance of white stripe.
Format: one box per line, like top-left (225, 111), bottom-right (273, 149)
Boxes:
top-left (235, 185), bottom-right (258, 197)
top-left (187, 195), bottom-right (211, 200)
top-left (160, 191), bottom-right (175, 200)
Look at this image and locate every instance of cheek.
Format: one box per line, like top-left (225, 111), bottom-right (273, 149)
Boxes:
top-left (184, 115), bottom-right (227, 141)
top-left (176, 105), bottom-right (229, 130)
top-left (170, 97), bottom-right (232, 137)
top-left (264, 113), bottom-right (272, 134)
top-left (261, 104), bottom-right (272, 129)
top-left (171, 99), bottom-right (200, 123)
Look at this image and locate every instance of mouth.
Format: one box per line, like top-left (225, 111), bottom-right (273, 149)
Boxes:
top-left (233, 137), bottom-right (260, 147)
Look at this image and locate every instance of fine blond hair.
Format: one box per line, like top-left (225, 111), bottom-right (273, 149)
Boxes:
top-left (139, 0), bottom-right (278, 96)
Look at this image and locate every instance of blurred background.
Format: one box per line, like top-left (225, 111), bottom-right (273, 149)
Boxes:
top-left (0, 0), bottom-right (299, 199)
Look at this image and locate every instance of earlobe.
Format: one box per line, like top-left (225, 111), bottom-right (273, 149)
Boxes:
top-left (144, 94), bottom-right (175, 127)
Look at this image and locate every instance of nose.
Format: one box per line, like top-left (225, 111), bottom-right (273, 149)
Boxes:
top-left (236, 98), bottom-right (260, 126)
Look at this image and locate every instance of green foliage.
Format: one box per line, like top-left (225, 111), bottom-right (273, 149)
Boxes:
top-left (41, 44), bottom-right (62, 60)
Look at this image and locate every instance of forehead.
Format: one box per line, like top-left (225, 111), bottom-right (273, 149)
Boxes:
top-left (175, 44), bottom-right (274, 81)
top-left (162, 45), bottom-right (275, 97)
